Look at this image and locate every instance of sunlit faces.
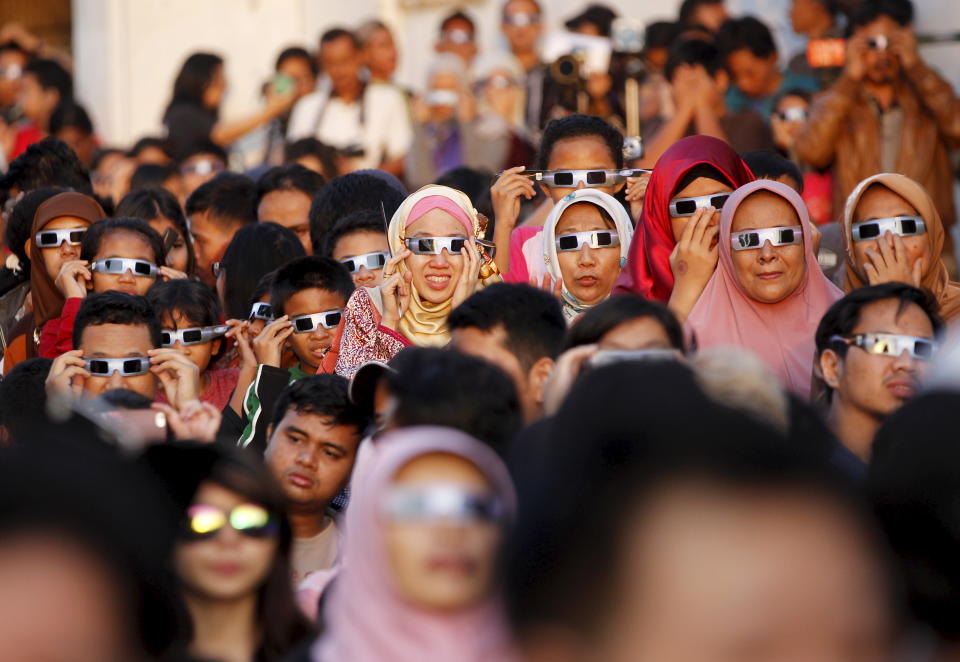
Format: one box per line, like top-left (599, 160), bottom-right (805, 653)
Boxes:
top-left (190, 211), bottom-right (239, 287)
top-left (726, 49), bottom-right (780, 99)
top-left (179, 154), bottom-right (224, 199)
top-left (427, 71), bottom-right (461, 124)
top-left (202, 64), bottom-right (226, 111)
top-left (78, 323), bottom-right (157, 399)
top-left (544, 136), bottom-right (622, 201)
top-left (257, 191), bottom-right (313, 255)
top-left (17, 72), bottom-right (58, 124)
top-left (689, 2), bottom-right (729, 32)
top-left (383, 452), bottom-right (502, 611)
top-left (161, 311), bottom-right (220, 376)
top-left (598, 316), bottom-right (675, 351)
top-left (501, 0), bottom-right (542, 54)
top-left (403, 210), bottom-right (467, 304)
top-left (0, 48), bottom-right (27, 108)
top-left (277, 55), bottom-right (317, 98)
top-left (283, 287), bottom-right (346, 371)
top-left (857, 16), bottom-right (902, 84)
top-left (147, 216), bottom-right (190, 273)
top-left (555, 203), bottom-right (621, 307)
top-left (34, 215), bottom-right (92, 282)
top-left (332, 230), bottom-right (391, 287)
top-left (730, 192), bottom-right (806, 304)
top-left (852, 184), bottom-right (930, 277)
top-left (320, 34), bottom-right (363, 95)
top-left (175, 482), bottom-right (277, 602)
top-left (91, 231), bottom-right (159, 296)
top-left (669, 176), bottom-right (734, 243)
top-left (364, 27), bottom-right (399, 81)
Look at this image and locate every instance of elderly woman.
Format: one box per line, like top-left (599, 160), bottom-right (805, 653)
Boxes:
top-left (685, 180), bottom-right (843, 399)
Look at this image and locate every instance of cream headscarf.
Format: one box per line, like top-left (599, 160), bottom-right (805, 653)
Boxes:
top-left (388, 185), bottom-right (501, 346)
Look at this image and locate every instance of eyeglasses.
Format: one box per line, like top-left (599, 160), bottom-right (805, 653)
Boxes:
top-left (212, 262), bottom-right (224, 279)
top-left (35, 227), bottom-right (86, 248)
top-left (556, 230), bottom-right (620, 252)
top-left (441, 28), bottom-right (474, 44)
top-left (404, 236), bottom-right (469, 255)
top-left (180, 158), bottom-right (224, 177)
top-left (291, 310), bottom-right (343, 333)
top-left (249, 302), bottom-right (273, 321)
top-left (776, 107), bottom-right (807, 122)
top-left (383, 484), bottom-right (504, 523)
top-left (90, 258), bottom-right (159, 278)
top-left (83, 356), bottom-right (151, 377)
top-left (340, 251), bottom-right (389, 274)
top-left (0, 64), bottom-right (22, 80)
top-left (503, 12), bottom-right (540, 26)
top-left (485, 73), bottom-right (518, 89)
top-left (181, 503), bottom-right (278, 541)
top-left (520, 168), bottom-right (650, 188)
top-left (851, 216), bottom-right (926, 242)
top-left (831, 333), bottom-right (937, 361)
top-left (669, 193), bottom-right (731, 218)
top-left (730, 226), bottom-right (803, 251)
top-left (867, 35), bottom-right (889, 51)
top-left (161, 325), bottom-right (230, 347)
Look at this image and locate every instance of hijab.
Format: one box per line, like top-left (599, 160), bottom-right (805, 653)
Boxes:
top-left (541, 188), bottom-right (633, 323)
top-left (29, 192), bottom-right (105, 328)
top-left (388, 185), bottom-right (500, 346)
top-left (841, 172), bottom-right (960, 321)
top-left (613, 135), bottom-right (754, 302)
top-left (312, 426), bottom-right (518, 662)
top-left (685, 180), bottom-right (843, 399)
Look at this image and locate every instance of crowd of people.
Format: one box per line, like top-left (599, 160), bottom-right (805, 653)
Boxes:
top-left (1, 0), bottom-right (960, 659)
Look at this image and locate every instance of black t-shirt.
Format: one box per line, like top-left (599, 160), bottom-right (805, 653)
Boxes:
top-left (163, 102), bottom-right (217, 160)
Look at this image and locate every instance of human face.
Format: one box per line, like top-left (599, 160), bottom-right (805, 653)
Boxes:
top-left (669, 176), bottom-right (734, 242)
top-left (599, 316), bottom-right (674, 350)
top-left (436, 18), bottom-right (478, 66)
top-left (320, 35), bottom-right (363, 96)
top-left (545, 136), bottom-right (621, 201)
top-left (0, 48), bottom-right (27, 108)
top-left (428, 71), bottom-right (461, 124)
top-left (730, 192), bottom-right (806, 304)
top-left (790, 0), bottom-right (828, 35)
top-left (502, 0), bottom-right (542, 56)
top-left (579, 483), bottom-right (894, 662)
top-left (773, 94), bottom-right (810, 151)
top-left (556, 203), bottom-right (621, 307)
top-left (17, 72), bottom-right (59, 125)
top-left (133, 145), bottom-right (171, 166)
top-left (726, 49), bottom-right (780, 99)
top-left (34, 216), bottom-right (91, 283)
top-left (147, 216), bottom-right (190, 273)
top-left (825, 298), bottom-right (935, 420)
top-left (202, 65), bottom-right (226, 111)
top-left (851, 185), bottom-right (930, 277)
top-left (91, 231), bottom-right (159, 296)
top-left (283, 287), bottom-right (345, 370)
top-left (383, 452), bottom-right (502, 611)
top-left (278, 55), bottom-right (317, 98)
top-left (161, 311), bottom-right (218, 378)
top-left (364, 27), bottom-right (399, 82)
top-left (257, 190), bottom-right (313, 255)
top-left (265, 408), bottom-right (361, 514)
top-left (190, 211), bottom-right (239, 287)
top-left (691, 3), bottom-right (729, 32)
top-left (78, 323), bottom-right (157, 399)
top-left (403, 210), bottom-right (468, 305)
top-left (174, 482), bottom-right (277, 603)
top-left (332, 230), bottom-right (390, 287)
top-left (179, 154), bottom-right (223, 199)
top-left (56, 127), bottom-right (96, 169)
top-left (856, 17), bottom-right (902, 85)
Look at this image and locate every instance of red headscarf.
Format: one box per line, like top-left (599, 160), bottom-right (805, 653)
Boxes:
top-left (613, 136), bottom-right (754, 302)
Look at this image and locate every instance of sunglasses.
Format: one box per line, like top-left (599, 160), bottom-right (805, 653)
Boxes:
top-left (503, 12), bottom-right (540, 26)
top-left (556, 230), bottom-right (620, 253)
top-left (521, 168), bottom-right (650, 188)
top-left (851, 216), bottom-right (926, 242)
top-left (730, 226), bottom-right (803, 251)
top-left (776, 107), bottom-right (807, 122)
top-left (383, 484), bottom-right (504, 523)
top-left (291, 310), bottom-right (343, 333)
top-left (669, 193), bottom-right (731, 218)
top-left (180, 159), bottom-right (224, 176)
top-left (35, 227), bottom-right (86, 249)
top-left (249, 302), bottom-right (273, 321)
top-left (340, 251), bottom-right (390, 274)
top-left (161, 325), bottom-right (230, 347)
top-left (404, 236), bottom-right (469, 255)
top-left (84, 356), bottom-right (151, 377)
top-left (831, 333), bottom-right (937, 361)
top-left (90, 258), bottom-right (159, 278)
top-left (867, 34), bottom-right (889, 51)
top-left (181, 503), bottom-right (278, 541)
top-left (441, 28), bottom-right (474, 44)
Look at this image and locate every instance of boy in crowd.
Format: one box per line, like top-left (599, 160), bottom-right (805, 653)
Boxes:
top-left (185, 172), bottom-right (257, 286)
top-left (256, 164), bottom-right (326, 255)
top-left (178, 141), bottom-right (227, 200)
top-left (324, 209), bottom-right (390, 289)
top-left (307, 171), bottom-right (406, 255)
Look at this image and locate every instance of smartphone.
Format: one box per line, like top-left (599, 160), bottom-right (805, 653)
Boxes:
top-left (272, 73), bottom-right (295, 95)
top-left (587, 348), bottom-right (682, 370)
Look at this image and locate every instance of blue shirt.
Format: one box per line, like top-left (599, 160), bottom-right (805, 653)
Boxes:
top-left (725, 69), bottom-right (820, 120)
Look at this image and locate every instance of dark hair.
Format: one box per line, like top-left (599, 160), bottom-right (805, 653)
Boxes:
top-left (270, 256), bottom-right (355, 317)
top-left (776, 87), bottom-right (812, 106)
top-left (0, 137), bottom-right (92, 196)
top-left (80, 217), bottom-right (165, 267)
top-left (441, 10), bottom-right (476, 34)
top-left (386, 347), bottom-right (521, 457)
top-left (269, 374), bottom-right (369, 432)
top-left (275, 46), bottom-right (318, 76)
top-left (249, 271), bottom-right (276, 308)
top-left (679, 0), bottom-right (724, 26)
top-left (673, 163), bottom-right (733, 196)
top-left (185, 172), bottom-right (258, 228)
top-left (0, 357), bottom-right (52, 443)
top-left (146, 279), bottom-right (222, 329)
top-left (322, 209), bottom-right (387, 258)
top-left (220, 222), bottom-right (306, 319)
top-left (178, 140), bottom-right (228, 164)
top-left (5, 186), bottom-right (69, 268)
top-left (645, 21), bottom-right (683, 50)
top-left (449, 284), bottom-right (566, 370)
top-left (73, 291), bottom-right (162, 348)
top-left (563, 294), bottom-right (685, 352)
top-left (128, 136), bottom-right (171, 160)
top-left (320, 28), bottom-right (359, 50)
top-left (256, 164), bottom-right (325, 206)
top-left (308, 173), bottom-right (406, 254)
top-left (536, 114), bottom-right (624, 170)
top-left (0, 40), bottom-right (29, 57)
top-left (116, 187), bottom-right (195, 276)
top-left (166, 52), bottom-right (223, 113)
top-left (741, 151), bottom-right (804, 193)
top-left (284, 138), bottom-right (339, 180)
top-left (852, 0), bottom-right (913, 28)
top-left (49, 102), bottom-right (93, 136)
top-left (24, 58), bottom-right (73, 101)
top-left (99, 388), bottom-right (154, 410)
top-left (664, 38), bottom-right (722, 81)
top-left (433, 167), bottom-right (495, 222)
top-left (717, 16), bottom-right (778, 60)
top-left (128, 164), bottom-right (177, 192)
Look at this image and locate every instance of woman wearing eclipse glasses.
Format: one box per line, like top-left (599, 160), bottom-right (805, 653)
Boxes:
top-left (841, 173), bottom-right (960, 322)
top-left (685, 180), bottom-right (843, 399)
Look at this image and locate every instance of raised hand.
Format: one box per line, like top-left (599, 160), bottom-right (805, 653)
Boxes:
top-left (148, 348), bottom-right (200, 409)
top-left (251, 315), bottom-right (294, 368)
top-left (379, 250), bottom-right (413, 331)
top-left (45, 349), bottom-right (89, 400)
top-left (862, 231), bottom-right (924, 287)
top-left (55, 259), bottom-right (91, 298)
top-left (451, 238), bottom-right (482, 308)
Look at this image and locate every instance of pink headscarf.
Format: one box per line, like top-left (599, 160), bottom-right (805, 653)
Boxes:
top-left (685, 180), bottom-right (843, 399)
top-left (311, 426), bottom-right (519, 662)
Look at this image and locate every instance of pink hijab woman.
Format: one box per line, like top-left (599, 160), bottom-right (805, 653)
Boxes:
top-left (311, 426), bottom-right (518, 662)
top-left (685, 180), bottom-right (843, 399)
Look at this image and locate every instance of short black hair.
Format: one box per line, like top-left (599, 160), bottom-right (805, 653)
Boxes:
top-left (717, 16), bottom-right (778, 60)
top-left (99, 388), bottom-right (154, 410)
top-left (449, 284), bottom-right (566, 370)
top-left (73, 291), bottom-right (162, 349)
top-left (536, 114), bottom-right (624, 170)
top-left (664, 38), bottom-right (722, 82)
top-left (248, 271), bottom-right (276, 309)
top-left (275, 46), bottom-right (318, 76)
top-left (433, 167), bottom-right (495, 222)
top-left (177, 140), bottom-right (228, 164)
top-left (322, 209), bottom-right (387, 258)
top-left (320, 27), bottom-right (359, 50)
top-left (270, 256), bottom-right (355, 317)
top-left (284, 138), bottom-right (339, 180)
top-left (24, 58), bottom-right (73, 101)
top-left (645, 21), bottom-right (683, 50)
top-left (80, 217), bottom-right (165, 266)
top-left (49, 102), bottom-right (93, 136)
top-left (128, 136), bottom-right (171, 160)
top-left (115, 187), bottom-right (195, 275)
top-left (5, 186), bottom-right (69, 268)
top-left (0, 357), bottom-right (52, 444)
top-left (146, 278), bottom-right (222, 328)
top-left (220, 222), bottom-right (306, 319)
top-left (852, 0), bottom-right (913, 28)
top-left (0, 137), bottom-right (92, 196)
top-left (679, 0), bottom-right (724, 26)
top-left (269, 374), bottom-right (369, 433)
top-left (563, 294), bottom-right (685, 352)
top-left (674, 163), bottom-right (733, 196)
top-left (440, 10), bottom-right (476, 34)
top-left (387, 347), bottom-right (521, 457)
top-left (256, 164), bottom-right (325, 206)
top-left (308, 172), bottom-right (406, 255)
top-left (128, 164), bottom-right (178, 192)
top-left (185, 172), bottom-right (258, 228)
top-left (741, 151), bottom-right (804, 193)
